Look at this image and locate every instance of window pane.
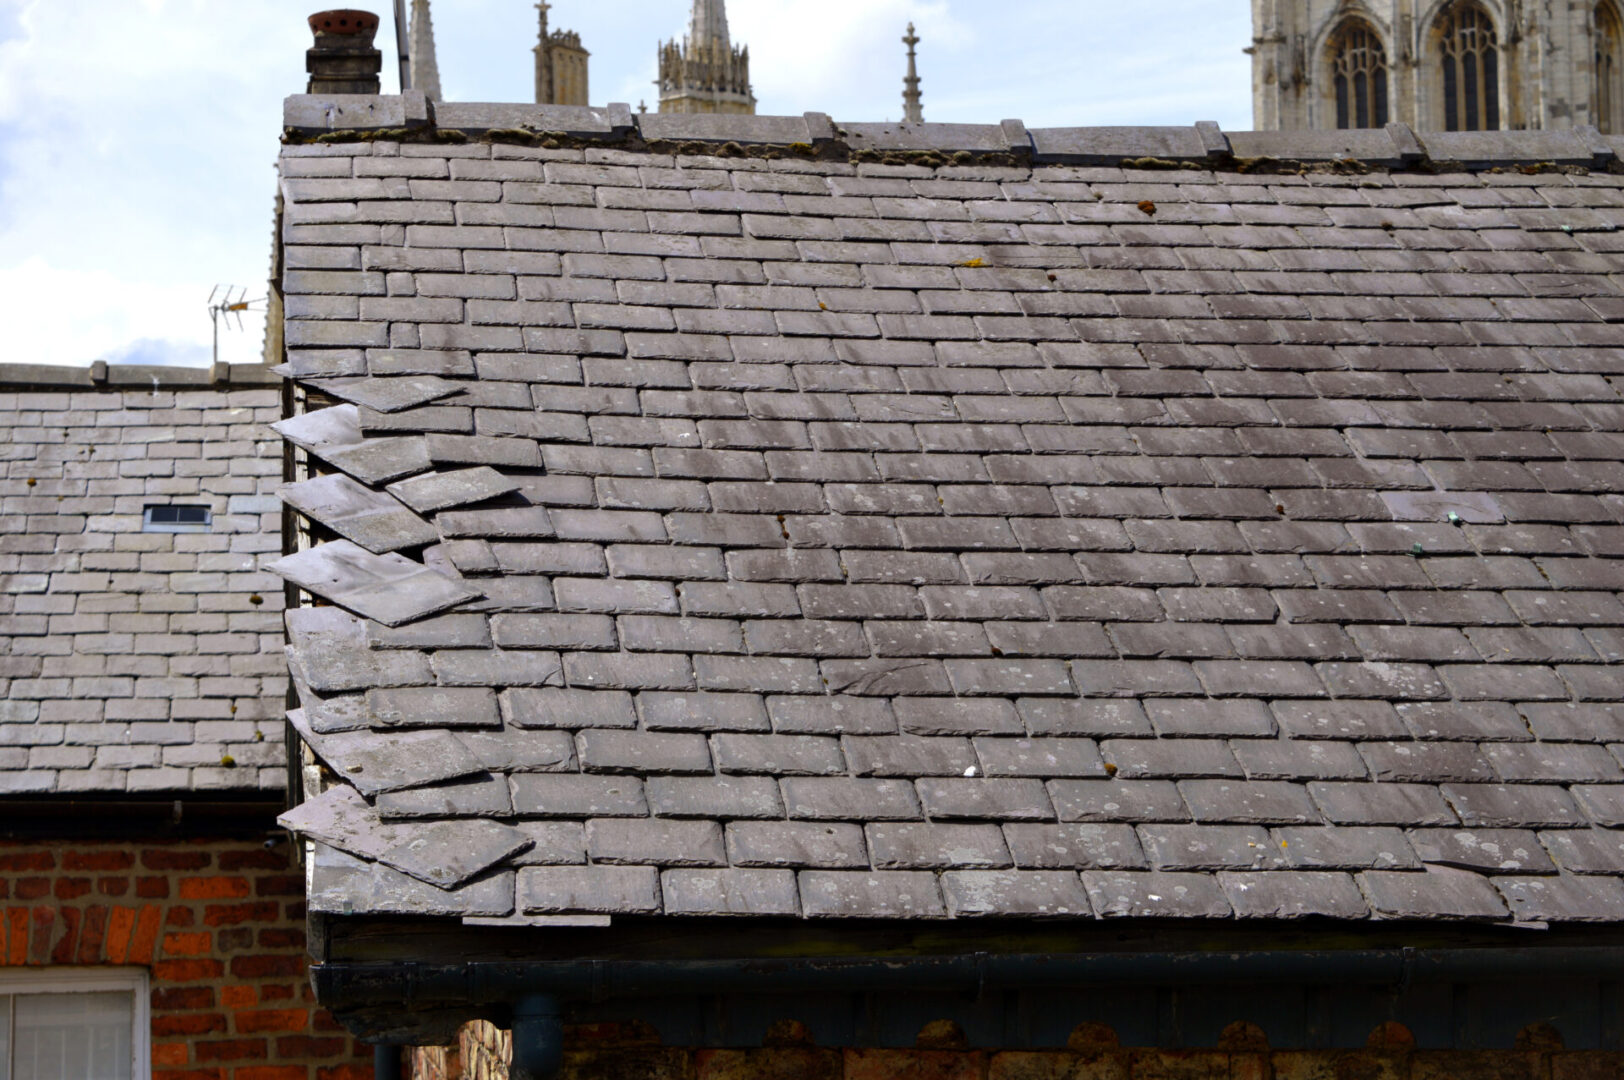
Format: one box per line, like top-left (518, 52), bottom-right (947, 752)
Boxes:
top-left (14, 992), bottom-right (132, 1080)
top-left (1, 995), bottom-right (11, 1080)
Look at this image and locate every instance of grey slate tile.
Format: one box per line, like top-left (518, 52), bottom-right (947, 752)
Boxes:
top-left (374, 773), bottom-right (514, 819)
top-left (1002, 823), bottom-right (1145, 870)
top-left (1360, 866), bottom-right (1510, 920)
top-left (1408, 828), bottom-right (1557, 874)
top-left (280, 474), bottom-right (438, 554)
top-left (1273, 826), bottom-right (1419, 870)
top-left (865, 822), bottom-right (1012, 869)
top-left (280, 784), bottom-right (531, 888)
top-left (1495, 874), bottom-right (1624, 923)
top-left (287, 709), bottom-right (483, 795)
top-left (662, 869), bottom-right (800, 916)
top-left (310, 845), bottom-right (515, 917)
top-left (799, 870), bottom-right (946, 918)
top-left (1082, 870), bottom-right (1232, 919)
top-left (1218, 871), bottom-right (1368, 919)
top-left (521, 866), bottom-right (660, 915)
top-left (269, 541), bottom-right (481, 628)
top-left (941, 870), bottom-right (1092, 917)
top-left (727, 821), bottom-right (869, 868)
top-left (509, 773), bottom-right (648, 817)
top-left (586, 818), bottom-right (726, 866)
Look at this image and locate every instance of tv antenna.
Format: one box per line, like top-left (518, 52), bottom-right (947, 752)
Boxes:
top-left (208, 286), bottom-right (264, 367)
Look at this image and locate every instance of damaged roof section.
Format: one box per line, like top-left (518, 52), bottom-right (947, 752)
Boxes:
top-left (273, 114), bottom-right (1624, 926)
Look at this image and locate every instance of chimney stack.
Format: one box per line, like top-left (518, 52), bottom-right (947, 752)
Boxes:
top-left (306, 10), bottom-right (383, 95)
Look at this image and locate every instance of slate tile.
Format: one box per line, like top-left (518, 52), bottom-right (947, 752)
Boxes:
top-left (1082, 871), bottom-right (1232, 919)
top-left (1308, 782), bottom-right (1458, 826)
top-left (866, 823), bottom-right (1012, 869)
top-left (917, 778), bottom-right (1054, 821)
top-left (433, 650), bottom-right (562, 688)
top-left (783, 777), bottom-right (920, 820)
top-left (310, 846), bottom-right (515, 918)
top-left (510, 774), bottom-right (648, 817)
top-left (1179, 780), bottom-right (1318, 825)
top-left (1146, 700), bottom-right (1276, 738)
top-left (1495, 874), bottom-right (1624, 923)
top-left (1138, 824), bottom-right (1287, 871)
top-left (1273, 826), bottom-right (1419, 870)
top-left (521, 866), bottom-right (660, 915)
top-left (942, 870), bottom-right (1092, 917)
top-left (279, 474), bottom-right (438, 554)
top-left (1273, 700), bottom-right (1407, 740)
top-left (270, 541), bottom-right (482, 628)
top-left (648, 776), bottom-right (784, 819)
top-left (663, 868), bottom-right (800, 916)
top-left (1440, 784), bottom-right (1586, 828)
top-left (799, 870), bottom-right (946, 918)
top-left (1003, 823), bottom-right (1145, 870)
top-left (1408, 828), bottom-right (1556, 874)
top-left (1540, 829), bottom-right (1624, 874)
top-left (1099, 739), bottom-right (1243, 779)
top-left (375, 774), bottom-right (513, 820)
top-left (1230, 740), bottom-right (1368, 781)
top-left (1398, 702), bottom-right (1531, 742)
top-left (366, 687), bottom-right (499, 729)
top-left (501, 688), bottom-right (636, 730)
top-left (727, 821), bottom-right (869, 868)
top-left (769, 696), bottom-right (897, 735)
top-left (972, 737), bottom-right (1106, 778)
top-left (577, 730), bottom-right (712, 775)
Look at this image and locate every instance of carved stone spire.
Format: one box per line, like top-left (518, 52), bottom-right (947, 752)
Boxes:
top-left (658, 0), bottom-right (755, 114)
top-left (689, 0), bottom-right (731, 49)
top-left (902, 23), bottom-right (923, 124)
top-left (408, 0), bottom-right (442, 101)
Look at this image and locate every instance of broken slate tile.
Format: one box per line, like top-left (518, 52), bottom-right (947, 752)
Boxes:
top-left (269, 540), bottom-right (483, 627)
top-left (387, 467), bottom-right (522, 514)
top-left (1217, 871), bottom-right (1368, 919)
top-left (1408, 828), bottom-right (1556, 874)
top-left (308, 844), bottom-right (516, 917)
top-left (280, 473), bottom-right (438, 553)
top-left (306, 374), bottom-right (464, 413)
top-left (280, 785), bottom-right (532, 888)
top-left (287, 709), bottom-right (484, 795)
top-left (1494, 875), bottom-right (1624, 923)
top-left (286, 607), bottom-right (433, 693)
top-left (273, 405), bottom-right (432, 485)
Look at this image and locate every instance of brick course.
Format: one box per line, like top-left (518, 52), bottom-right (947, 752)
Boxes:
top-left (410, 1019), bottom-right (1624, 1080)
top-left (0, 838), bottom-right (371, 1080)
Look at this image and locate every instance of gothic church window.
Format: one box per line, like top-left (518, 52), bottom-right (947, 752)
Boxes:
top-left (1330, 20), bottom-right (1390, 128)
top-left (1437, 3), bottom-right (1500, 131)
top-left (1598, 2), bottom-right (1623, 133)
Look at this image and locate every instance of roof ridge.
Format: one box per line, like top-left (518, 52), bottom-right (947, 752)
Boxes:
top-left (283, 95), bottom-right (1624, 171)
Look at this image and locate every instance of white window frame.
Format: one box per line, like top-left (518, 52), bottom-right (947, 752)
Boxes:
top-left (0, 968), bottom-right (150, 1080)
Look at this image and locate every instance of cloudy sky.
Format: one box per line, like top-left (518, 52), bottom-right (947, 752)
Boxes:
top-left (0, 0), bottom-right (1252, 369)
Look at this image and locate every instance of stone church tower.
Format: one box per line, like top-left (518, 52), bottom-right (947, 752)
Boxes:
top-left (1252, 0), bottom-right (1624, 132)
top-left (658, 0), bottom-right (756, 114)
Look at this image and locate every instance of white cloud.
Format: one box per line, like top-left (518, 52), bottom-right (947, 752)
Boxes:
top-left (0, 0), bottom-right (1253, 370)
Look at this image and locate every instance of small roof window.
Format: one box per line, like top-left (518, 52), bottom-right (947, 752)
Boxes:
top-left (143, 505), bottom-right (213, 533)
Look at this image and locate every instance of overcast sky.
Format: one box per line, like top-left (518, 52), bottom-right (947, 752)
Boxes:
top-left (0, 0), bottom-right (1252, 369)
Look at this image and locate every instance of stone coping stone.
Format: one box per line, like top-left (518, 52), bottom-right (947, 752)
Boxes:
top-left (641, 112), bottom-right (822, 146)
top-left (839, 121), bottom-right (1025, 154)
top-left (432, 101), bottom-right (632, 136)
top-left (1419, 128), bottom-right (1603, 166)
top-left (0, 361), bottom-right (278, 389)
top-left (1228, 128), bottom-right (1402, 165)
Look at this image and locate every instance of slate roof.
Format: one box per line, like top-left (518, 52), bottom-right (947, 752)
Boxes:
top-left (273, 102), bottom-right (1624, 927)
top-left (0, 364), bottom-right (289, 795)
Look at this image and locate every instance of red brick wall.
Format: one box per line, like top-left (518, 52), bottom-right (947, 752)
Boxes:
top-left (410, 1019), bottom-right (1624, 1080)
top-left (0, 838), bottom-right (372, 1080)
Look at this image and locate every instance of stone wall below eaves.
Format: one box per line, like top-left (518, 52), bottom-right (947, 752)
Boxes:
top-left (0, 372), bottom-right (288, 796)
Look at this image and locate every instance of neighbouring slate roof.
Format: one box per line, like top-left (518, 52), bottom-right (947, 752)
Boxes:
top-left (0, 365), bottom-right (289, 796)
top-left (274, 103), bottom-right (1624, 927)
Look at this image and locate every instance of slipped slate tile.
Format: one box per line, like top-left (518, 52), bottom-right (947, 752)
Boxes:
top-left (286, 657), bottom-right (370, 734)
top-left (280, 784), bottom-right (532, 888)
top-left (287, 709), bottom-right (485, 795)
top-left (305, 374), bottom-right (464, 413)
top-left (286, 607), bottom-right (434, 694)
top-left (387, 467), bottom-right (522, 514)
top-left (308, 844), bottom-right (516, 917)
top-left (269, 540), bottom-right (483, 627)
top-left (273, 404), bottom-right (432, 485)
top-left (280, 473), bottom-right (438, 553)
